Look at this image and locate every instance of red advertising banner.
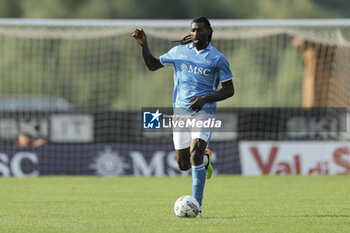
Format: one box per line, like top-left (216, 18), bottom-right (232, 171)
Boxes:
top-left (240, 142), bottom-right (350, 175)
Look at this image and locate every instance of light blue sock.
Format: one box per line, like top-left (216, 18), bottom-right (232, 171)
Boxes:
top-left (192, 164), bottom-right (206, 206)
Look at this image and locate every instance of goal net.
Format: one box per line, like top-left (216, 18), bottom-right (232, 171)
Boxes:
top-left (0, 19), bottom-right (349, 176)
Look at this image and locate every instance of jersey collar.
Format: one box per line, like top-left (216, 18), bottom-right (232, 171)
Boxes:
top-left (188, 42), bottom-right (212, 54)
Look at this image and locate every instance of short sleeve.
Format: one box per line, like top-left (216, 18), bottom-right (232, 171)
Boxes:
top-left (159, 46), bottom-right (178, 66)
top-left (218, 55), bottom-right (234, 82)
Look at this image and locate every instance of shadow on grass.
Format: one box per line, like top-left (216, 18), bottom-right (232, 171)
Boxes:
top-left (281, 214), bottom-right (350, 218)
top-left (200, 214), bottom-right (349, 219)
top-left (201, 215), bottom-right (237, 219)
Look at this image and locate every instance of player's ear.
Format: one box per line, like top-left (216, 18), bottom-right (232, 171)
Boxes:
top-left (207, 28), bottom-right (212, 39)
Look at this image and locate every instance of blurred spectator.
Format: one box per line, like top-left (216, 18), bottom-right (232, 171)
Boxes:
top-left (15, 132), bottom-right (46, 147)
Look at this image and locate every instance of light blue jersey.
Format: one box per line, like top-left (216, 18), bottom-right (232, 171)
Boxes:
top-left (159, 43), bottom-right (233, 114)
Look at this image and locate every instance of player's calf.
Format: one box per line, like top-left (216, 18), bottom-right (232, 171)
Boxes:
top-left (178, 163), bottom-right (191, 171)
top-left (175, 148), bottom-right (192, 171)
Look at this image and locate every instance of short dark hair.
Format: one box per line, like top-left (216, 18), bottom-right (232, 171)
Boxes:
top-left (173, 17), bottom-right (213, 45)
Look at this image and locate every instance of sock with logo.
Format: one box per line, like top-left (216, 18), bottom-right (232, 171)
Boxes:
top-left (192, 164), bottom-right (206, 206)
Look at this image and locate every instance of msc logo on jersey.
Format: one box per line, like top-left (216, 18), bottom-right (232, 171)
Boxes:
top-left (180, 63), bottom-right (211, 76)
top-left (143, 109), bottom-right (162, 129)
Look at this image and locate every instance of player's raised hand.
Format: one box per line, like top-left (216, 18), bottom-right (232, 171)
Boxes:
top-left (132, 28), bottom-right (147, 46)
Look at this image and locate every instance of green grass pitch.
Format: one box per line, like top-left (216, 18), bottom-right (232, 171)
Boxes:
top-left (0, 176), bottom-right (349, 233)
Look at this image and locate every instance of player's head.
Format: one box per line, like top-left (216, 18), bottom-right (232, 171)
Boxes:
top-left (191, 17), bottom-right (213, 43)
top-left (173, 17), bottom-right (213, 45)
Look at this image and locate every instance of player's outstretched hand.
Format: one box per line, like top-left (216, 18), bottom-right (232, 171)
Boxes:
top-left (132, 28), bottom-right (147, 46)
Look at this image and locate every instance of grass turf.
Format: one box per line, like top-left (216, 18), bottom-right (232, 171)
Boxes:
top-left (0, 176), bottom-right (349, 233)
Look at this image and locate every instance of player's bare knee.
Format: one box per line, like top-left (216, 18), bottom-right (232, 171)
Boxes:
top-left (176, 148), bottom-right (191, 171)
top-left (190, 139), bottom-right (206, 165)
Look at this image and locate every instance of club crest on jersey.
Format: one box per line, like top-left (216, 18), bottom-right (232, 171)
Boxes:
top-left (180, 63), bottom-right (188, 71)
top-left (204, 59), bottom-right (211, 65)
top-left (181, 63), bottom-right (211, 76)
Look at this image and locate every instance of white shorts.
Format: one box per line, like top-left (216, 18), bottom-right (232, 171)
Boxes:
top-left (172, 113), bottom-right (213, 150)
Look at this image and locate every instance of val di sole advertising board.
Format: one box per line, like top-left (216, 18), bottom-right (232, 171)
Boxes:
top-left (239, 141), bottom-right (350, 175)
top-left (0, 143), bottom-right (240, 177)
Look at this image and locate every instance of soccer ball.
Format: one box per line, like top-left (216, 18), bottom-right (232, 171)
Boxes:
top-left (174, 195), bottom-right (200, 218)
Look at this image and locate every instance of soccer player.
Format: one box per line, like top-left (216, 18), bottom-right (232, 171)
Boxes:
top-left (133, 17), bottom-right (234, 213)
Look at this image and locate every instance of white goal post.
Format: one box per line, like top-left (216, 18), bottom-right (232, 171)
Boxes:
top-left (0, 18), bottom-right (349, 107)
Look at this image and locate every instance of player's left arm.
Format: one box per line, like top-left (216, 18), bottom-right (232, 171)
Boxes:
top-left (188, 80), bottom-right (234, 112)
